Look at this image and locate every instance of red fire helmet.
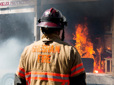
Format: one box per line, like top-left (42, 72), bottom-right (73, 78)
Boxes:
top-left (37, 8), bottom-right (67, 29)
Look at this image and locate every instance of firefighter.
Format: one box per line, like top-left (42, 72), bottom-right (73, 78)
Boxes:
top-left (14, 8), bottom-right (86, 85)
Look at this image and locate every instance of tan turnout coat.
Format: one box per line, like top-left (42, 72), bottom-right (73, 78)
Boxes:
top-left (16, 34), bottom-right (85, 85)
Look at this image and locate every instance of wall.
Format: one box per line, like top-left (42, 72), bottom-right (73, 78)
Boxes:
top-left (112, 4), bottom-right (114, 76)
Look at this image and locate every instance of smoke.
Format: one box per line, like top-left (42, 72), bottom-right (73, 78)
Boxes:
top-left (0, 12), bottom-right (34, 42)
top-left (38, 0), bottom-right (113, 47)
top-left (0, 37), bottom-right (27, 69)
top-left (0, 12), bottom-right (34, 72)
top-left (0, 3), bottom-right (38, 84)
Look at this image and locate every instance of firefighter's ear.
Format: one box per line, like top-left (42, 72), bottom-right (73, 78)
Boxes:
top-left (38, 19), bottom-right (41, 23)
top-left (63, 21), bottom-right (67, 26)
top-left (61, 29), bottom-right (65, 41)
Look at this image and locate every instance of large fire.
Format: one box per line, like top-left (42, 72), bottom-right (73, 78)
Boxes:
top-left (73, 24), bottom-right (95, 59)
top-left (73, 23), bottom-right (105, 73)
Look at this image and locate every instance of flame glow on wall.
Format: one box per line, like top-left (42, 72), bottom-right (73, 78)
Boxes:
top-left (73, 23), bottom-right (105, 73)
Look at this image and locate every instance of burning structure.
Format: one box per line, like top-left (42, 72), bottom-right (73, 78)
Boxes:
top-left (0, 0), bottom-right (113, 85)
top-left (37, 0), bottom-right (114, 74)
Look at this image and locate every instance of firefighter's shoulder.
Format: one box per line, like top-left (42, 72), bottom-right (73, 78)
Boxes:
top-left (60, 41), bottom-right (78, 52)
top-left (24, 40), bottom-right (42, 51)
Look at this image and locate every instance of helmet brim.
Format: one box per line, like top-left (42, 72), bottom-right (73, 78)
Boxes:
top-left (37, 22), bottom-right (62, 28)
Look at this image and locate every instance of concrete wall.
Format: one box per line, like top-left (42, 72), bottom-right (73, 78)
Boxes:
top-left (41, 0), bottom-right (99, 5)
top-left (112, 2), bottom-right (114, 76)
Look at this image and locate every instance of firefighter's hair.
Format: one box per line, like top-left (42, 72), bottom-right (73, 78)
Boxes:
top-left (41, 27), bottom-right (65, 41)
top-left (41, 27), bottom-right (62, 34)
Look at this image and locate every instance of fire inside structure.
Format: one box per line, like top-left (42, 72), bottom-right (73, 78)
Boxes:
top-left (73, 21), bottom-right (107, 73)
top-left (70, 15), bottom-right (112, 73)
top-left (37, 0), bottom-right (113, 74)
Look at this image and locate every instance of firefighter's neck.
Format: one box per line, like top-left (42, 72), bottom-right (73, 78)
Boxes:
top-left (42, 31), bottom-right (61, 39)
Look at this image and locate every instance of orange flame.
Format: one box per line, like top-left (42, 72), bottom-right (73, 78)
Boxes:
top-left (73, 24), bottom-right (95, 59)
top-left (73, 23), bottom-right (104, 73)
top-left (95, 47), bottom-right (102, 71)
top-left (107, 47), bottom-right (111, 50)
top-left (94, 70), bottom-right (99, 73)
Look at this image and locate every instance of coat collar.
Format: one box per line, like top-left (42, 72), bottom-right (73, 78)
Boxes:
top-left (41, 34), bottom-right (61, 42)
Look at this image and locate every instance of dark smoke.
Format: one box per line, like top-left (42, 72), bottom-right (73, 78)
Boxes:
top-left (37, 0), bottom-right (113, 43)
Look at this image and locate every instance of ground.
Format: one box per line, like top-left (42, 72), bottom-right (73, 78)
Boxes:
top-left (86, 73), bottom-right (114, 85)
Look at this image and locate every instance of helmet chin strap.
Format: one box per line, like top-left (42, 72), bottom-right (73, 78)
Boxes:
top-left (61, 29), bottom-right (65, 41)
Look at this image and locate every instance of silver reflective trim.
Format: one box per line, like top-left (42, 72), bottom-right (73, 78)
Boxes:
top-left (18, 69), bottom-right (25, 75)
top-left (25, 73), bottom-right (69, 85)
top-left (25, 74), bottom-right (69, 80)
top-left (26, 80), bottom-right (30, 85)
top-left (65, 82), bottom-right (68, 85)
top-left (26, 74), bottom-right (31, 78)
top-left (71, 66), bottom-right (84, 74)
